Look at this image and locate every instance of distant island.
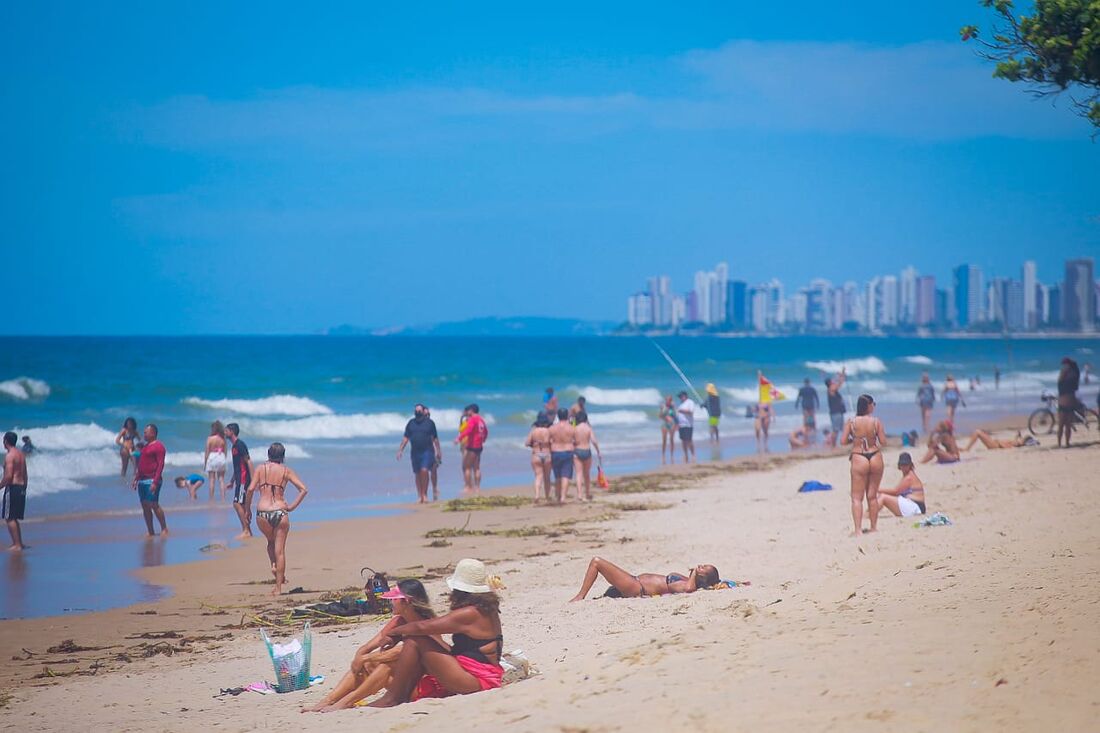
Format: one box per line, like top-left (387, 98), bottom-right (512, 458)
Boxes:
top-left (327, 316), bottom-right (618, 337)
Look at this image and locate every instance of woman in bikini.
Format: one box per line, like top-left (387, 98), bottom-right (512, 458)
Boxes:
top-left (369, 558), bottom-right (505, 707)
top-left (660, 395), bottom-right (677, 464)
top-left (203, 420), bottom-right (228, 499)
top-left (841, 393), bottom-right (886, 537)
top-left (877, 451), bottom-right (927, 518)
top-left (245, 442), bottom-right (309, 596)
top-left (524, 412), bottom-right (552, 503)
top-left (572, 411), bottom-right (602, 502)
top-left (303, 579), bottom-right (442, 712)
top-left (115, 417), bottom-right (141, 477)
top-left (569, 556), bottom-right (720, 601)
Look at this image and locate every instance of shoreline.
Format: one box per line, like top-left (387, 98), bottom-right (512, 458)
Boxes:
top-left (0, 428), bottom-right (1097, 731)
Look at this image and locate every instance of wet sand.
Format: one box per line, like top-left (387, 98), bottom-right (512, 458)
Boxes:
top-left (1, 429), bottom-right (1097, 732)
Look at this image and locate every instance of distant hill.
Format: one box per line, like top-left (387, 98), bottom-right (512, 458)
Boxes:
top-left (327, 317), bottom-right (617, 337)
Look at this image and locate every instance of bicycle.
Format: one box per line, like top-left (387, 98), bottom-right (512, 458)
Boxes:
top-left (1028, 392), bottom-right (1096, 436)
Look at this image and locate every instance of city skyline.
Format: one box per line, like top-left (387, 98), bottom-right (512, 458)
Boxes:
top-left (626, 256), bottom-right (1098, 334)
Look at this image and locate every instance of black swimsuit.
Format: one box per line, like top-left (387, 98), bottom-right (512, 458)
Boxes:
top-left (450, 632), bottom-right (503, 665)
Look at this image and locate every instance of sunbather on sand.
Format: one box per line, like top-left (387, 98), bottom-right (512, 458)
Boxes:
top-left (368, 559), bottom-right (505, 708)
top-left (302, 579), bottom-right (442, 712)
top-left (569, 556), bottom-right (719, 601)
top-left (877, 452), bottom-right (927, 517)
top-left (961, 429), bottom-right (1026, 451)
top-left (919, 421), bottom-right (960, 464)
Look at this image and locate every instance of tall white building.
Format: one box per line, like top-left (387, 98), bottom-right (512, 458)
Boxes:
top-left (627, 293), bottom-right (653, 327)
top-left (866, 277), bottom-right (881, 331)
top-left (693, 271), bottom-right (711, 325)
top-left (880, 275), bottom-right (899, 327)
top-left (1022, 261), bottom-right (1037, 330)
top-left (713, 262), bottom-right (729, 325)
top-left (900, 266), bottom-right (918, 325)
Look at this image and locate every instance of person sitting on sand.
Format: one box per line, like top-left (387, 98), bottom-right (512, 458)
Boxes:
top-left (877, 452), bottom-right (926, 517)
top-left (368, 559), bottom-right (504, 708)
top-left (174, 473), bottom-right (205, 500)
top-left (920, 421), bottom-right (960, 464)
top-left (246, 442), bottom-right (309, 596)
top-left (961, 429), bottom-right (1027, 452)
top-left (569, 556), bottom-right (720, 601)
top-left (788, 424), bottom-right (811, 450)
top-left (303, 579), bottom-right (442, 712)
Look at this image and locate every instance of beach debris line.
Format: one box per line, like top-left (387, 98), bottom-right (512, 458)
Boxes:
top-left (441, 495), bottom-right (528, 511)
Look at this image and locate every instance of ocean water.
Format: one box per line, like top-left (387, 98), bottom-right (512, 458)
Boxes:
top-left (1, 335), bottom-right (1096, 618)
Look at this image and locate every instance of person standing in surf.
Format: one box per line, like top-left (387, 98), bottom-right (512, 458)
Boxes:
top-left (572, 411), bottom-right (602, 502)
top-left (225, 423), bottom-right (254, 538)
top-left (942, 375), bottom-right (965, 424)
top-left (132, 424), bottom-right (168, 536)
top-left (115, 417), bottom-right (141, 477)
top-left (659, 395), bottom-right (677, 464)
top-left (916, 373), bottom-right (936, 435)
top-left (795, 378), bottom-right (819, 445)
top-left (203, 420), bottom-right (228, 500)
top-left (676, 391), bottom-right (696, 463)
top-left (397, 404), bottom-right (441, 504)
top-left (455, 404), bottom-right (488, 494)
top-left (548, 407), bottom-right (577, 502)
top-left (704, 384), bottom-right (721, 442)
top-left (1, 431), bottom-right (29, 551)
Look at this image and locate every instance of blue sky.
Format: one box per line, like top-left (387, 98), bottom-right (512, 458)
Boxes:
top-left (4, 1), bottom-right (1098, 334)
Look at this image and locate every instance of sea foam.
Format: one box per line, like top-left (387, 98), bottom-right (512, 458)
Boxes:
top-left (13, 423), bottom-right (117, 451)
top-left (242, 410), bottom-right (493, 440)
top-left (0, 377), bottom-right (51, 401)
top-left (570, 386), bottom-right (662, 406)
top-left (585, 409), bottom-right (651, 427)
top-left (902, 355), bottom-right (934, 366)
top-left (803, 357), bottom-right (888, 376)
top-left (182, 394), bottom-right (333, 417)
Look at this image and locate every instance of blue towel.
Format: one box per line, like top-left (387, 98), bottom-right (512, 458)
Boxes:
top-left (798, 480), bottom-right (832, 492)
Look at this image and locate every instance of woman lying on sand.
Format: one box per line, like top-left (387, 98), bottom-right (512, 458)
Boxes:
top-left (569, 556), bottom-right (720, 601)
top-left (961, 429), bottom-right (1026, 452)
top-left (303, 579), bottom-right (442, 712)
top-left (876, 452), bottom-right (926, 518)
top-left (246, 443), bottom-right (309, 596)
top-left (368, 559), bottom-right (505, 707)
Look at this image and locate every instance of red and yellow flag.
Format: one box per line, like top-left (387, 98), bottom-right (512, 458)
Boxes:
top-left (758, 374), bottom-right (786, 404)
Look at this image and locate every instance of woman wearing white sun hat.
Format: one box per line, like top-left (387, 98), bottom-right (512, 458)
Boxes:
top-left (368, 558), bottom-right (504, 707)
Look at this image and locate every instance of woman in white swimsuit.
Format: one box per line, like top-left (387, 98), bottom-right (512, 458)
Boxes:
top-left (203, 420), bottom-right (228, 499)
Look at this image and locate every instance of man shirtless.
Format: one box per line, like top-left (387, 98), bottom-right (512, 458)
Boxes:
top-left (548, 408), bottom-right (576, 504)
top-left (961, 429), bottom-right (1027, 451)
top-left (1, 431), bottom-right (28, 551)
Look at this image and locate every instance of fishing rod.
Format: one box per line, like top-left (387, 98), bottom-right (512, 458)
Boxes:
top-left (648, 338), bottom-right (705, 404)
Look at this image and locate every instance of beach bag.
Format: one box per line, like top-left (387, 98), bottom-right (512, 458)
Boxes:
top-left (596, 461), bottom-right (610, 490)
top-left (360, 566), bottom-right (392, 615)
top-left (261, 623), bottom-right (312, 692)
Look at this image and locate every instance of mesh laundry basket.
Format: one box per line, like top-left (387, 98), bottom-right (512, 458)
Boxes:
top-left (261, 623), bottom-right (312, 692)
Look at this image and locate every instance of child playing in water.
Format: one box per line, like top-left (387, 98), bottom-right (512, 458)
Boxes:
top-left (174, 473), bottom-right (205, 500)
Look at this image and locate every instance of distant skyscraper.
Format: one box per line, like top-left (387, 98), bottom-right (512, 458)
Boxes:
top-left (1022, 261), bottom-right (1037, 330)
top-left (627, 293), bottom-right (653, 327)
top-left (1036, 283), bottom-right (1050, 325)
top-left (1063, 258), bottom-right (1096, 331)
top-left (987, 278), bottom-right (1007, 325)
top-left (865, 278), bottom-right (880, 331)
top-left (726, 280), bottom-right (747, 328)
top-left (789, 290), bottom-right (808, 326)
top-left (693, 271), bottom-right (710, 325)
top-left (935, 288), bottom-right (948, 326)
top-left (880, 275), bottom-right (899, 327)
top-left (1004, 280), bottom-right (1025, 331)
top-left (900, 267), bottom-right (918, 325)
top-left (686, 290), bottom-right (700, 324)
top-left (749, 285), bottom-right (769, 332)
top-left (916, 275), bottom-right (936, 326)
top-left (671, 294), bottom-right (686, 327)
top-left (714, 262), bottom-right (729, 325)
top-left (806, 279), bottom-right (831, 330)
top-left (953, 264), bottom-right (983, 328)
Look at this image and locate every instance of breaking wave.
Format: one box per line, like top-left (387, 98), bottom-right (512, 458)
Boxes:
top-left (242, 410), bottom-right (492, 440)
top-left (570, 386), bottom-right (662, 406)
top-left (183, 394), bottom-right (333, 417)
top-left (0, 377), bottom-right (51, 401)
top-left (803, 357), bottom-right (888, 376)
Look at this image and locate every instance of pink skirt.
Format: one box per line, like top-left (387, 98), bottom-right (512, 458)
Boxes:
top-left (414, 655), bottom-right (503, 700)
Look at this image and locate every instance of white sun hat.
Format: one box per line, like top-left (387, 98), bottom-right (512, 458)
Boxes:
top-left (446, 558), bottom-right (492, 594)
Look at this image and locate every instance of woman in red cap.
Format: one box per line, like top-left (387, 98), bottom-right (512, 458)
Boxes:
top-left (302, 579), bottom-right (440, 712)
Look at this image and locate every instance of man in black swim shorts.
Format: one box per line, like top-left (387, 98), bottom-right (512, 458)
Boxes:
top-left (226, 423), bottom-right (254, 538)
top-left (1, 431), bottom-right (28, 551)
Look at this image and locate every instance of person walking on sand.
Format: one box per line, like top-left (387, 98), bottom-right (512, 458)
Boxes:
top-left (455, 404), bottom-right (488, 494)
top-left (704, 384), bottom-right (721, 442)
top-left (841, 394), bottom-right (886, 537)
top-left (548, 407), bottom-right (577, 503)
top-left (132, 424), bottom-right (168, 536)
top-left (397, 404), bottom-right (441, 504)
top-left (676, 391), bottom-right (696, 463)
top-left (573, 411), bottom-right (602, 502)
top-left (225, 423), bottom-right (254, 538)
top-left (659, 395), bottom-right (677, 464)
top-left (1056, 357), bottom-right (1080, 448)
top-left (824, 369), bottom-right (847, 447)
top-left (246, 442), bottom-right (309, 596)
top-left (942, 375), bottom-right (965, 424)
top-left (1, 432), bottom-right (29, 551)
top-left (524, 412), bottom-right (552, 503)
top-left (203, 420), bottom-right (228, 499)
top-left (916, 373), bottom-right (936, 434)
